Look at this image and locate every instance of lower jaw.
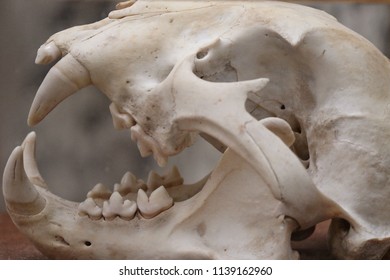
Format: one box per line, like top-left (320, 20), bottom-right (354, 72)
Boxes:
top-left (4, 132), bottom-right (299, 259)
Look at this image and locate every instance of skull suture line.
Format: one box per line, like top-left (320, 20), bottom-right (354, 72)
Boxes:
top-left (3, 0), bottom-right (390, 259)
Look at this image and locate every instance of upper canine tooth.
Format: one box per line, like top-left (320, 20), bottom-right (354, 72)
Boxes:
top-left (35, 41), bottom-right (62, 65)
top-left (102, 192), bottom-right (137, 220)
top-left (78, 198), bottom-right (102, 220)
top-left (137, 186), bottom-right (173, 219)
top-left (28, 54), bottom-right (92, 126)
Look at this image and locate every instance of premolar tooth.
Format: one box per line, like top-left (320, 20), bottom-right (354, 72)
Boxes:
top-left (109, 103), bottom-right (135, 130)
top-left (137, 186), bottom-right (173, 219)
top-left (102, 192), bottom-right (137, 220)
top-left (115, 172), bottom-right (146, 195)
top-left (87, 183), bottom-right (112, 207)
top-left (153, 152), bottom-right (168, 168)
top-left (78, 198), bottom-right (102, 220)
top-left (87, 183), bottom-right (112, 200)
top-left (130, 125), bottom-right (168, 167)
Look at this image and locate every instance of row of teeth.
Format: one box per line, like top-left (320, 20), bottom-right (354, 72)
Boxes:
top-left (78, 166), bottom-right (183, 220)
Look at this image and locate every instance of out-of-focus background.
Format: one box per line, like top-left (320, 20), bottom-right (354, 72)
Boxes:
top-left (1, 0), bottom-right (390, 212)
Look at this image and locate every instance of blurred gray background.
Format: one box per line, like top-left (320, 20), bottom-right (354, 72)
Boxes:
top-left (1, 0), bottom-right (390, 212)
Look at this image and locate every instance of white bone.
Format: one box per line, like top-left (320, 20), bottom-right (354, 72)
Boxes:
top-left (5, 0), bottom-right (390, 259)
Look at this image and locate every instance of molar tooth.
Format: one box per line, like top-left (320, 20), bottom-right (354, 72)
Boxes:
top-left (137, 186), bottom-right (173, 219)
top-left (78, 198), bottom-right (102, 220)
top-left (102, 192), bottom-right (137, 220)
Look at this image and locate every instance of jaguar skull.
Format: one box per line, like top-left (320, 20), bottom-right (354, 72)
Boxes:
top-left (3, 0), bottom-right (390, 259)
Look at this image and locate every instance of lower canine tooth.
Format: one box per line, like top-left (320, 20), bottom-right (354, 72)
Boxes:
top-left (78, 198), bottom-right (102, 220)
top-left (137, 186), bottom-right (173, 219)
top-left (102, 192), bottom-right (137, 220)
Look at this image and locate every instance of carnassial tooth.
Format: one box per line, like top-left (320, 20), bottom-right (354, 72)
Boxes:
top-left (35, 41), bottom-right (62, 65)
top-left (102, 192), bottom-right (137, 220)
top-left (137, 186), bottom-right (173, 219)
top-left (78, 198), bottom-right (102, 220)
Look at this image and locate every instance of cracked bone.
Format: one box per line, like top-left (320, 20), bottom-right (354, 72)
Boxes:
top-left (5, 0), bottom-right (390, 259)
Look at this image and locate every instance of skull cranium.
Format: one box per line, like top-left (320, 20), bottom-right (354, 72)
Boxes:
top-left (3, 0), bottom-right (390, 259)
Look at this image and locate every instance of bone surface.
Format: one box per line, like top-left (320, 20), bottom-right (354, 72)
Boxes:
top-left (4, 0), bottom-right (390, 259)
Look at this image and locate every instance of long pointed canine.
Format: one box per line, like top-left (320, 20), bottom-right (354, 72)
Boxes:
top-left (28, 54), bottom-right (91, 126)
top-left (3, 141), bottom-right (46, 215)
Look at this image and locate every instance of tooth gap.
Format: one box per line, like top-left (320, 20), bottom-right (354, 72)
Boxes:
top-left (84, 241), bottom-right (92, 247)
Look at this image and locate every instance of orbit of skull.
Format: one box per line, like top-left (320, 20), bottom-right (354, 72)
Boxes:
top-left (3, 0), bottom-right (390, 259)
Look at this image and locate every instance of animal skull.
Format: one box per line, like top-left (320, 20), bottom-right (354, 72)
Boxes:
top-left (3, 0), bottom-right (390, 259)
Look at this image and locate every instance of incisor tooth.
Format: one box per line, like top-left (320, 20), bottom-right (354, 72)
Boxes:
top-left (35, 41), bottom-right (61, 65)
top-left (102, 192), bottom-right (137, 220)
top-left (137, 186), bottom-right (173, 219)
top-left (78, 198), bottom-right (102, 220)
